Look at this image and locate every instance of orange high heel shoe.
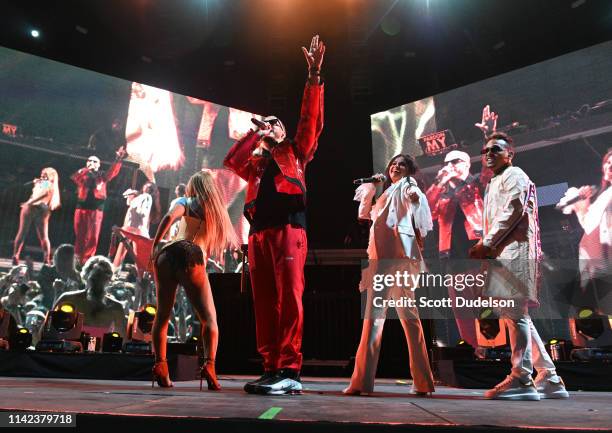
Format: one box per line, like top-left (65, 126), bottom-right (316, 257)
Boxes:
top-left (199, 358), bottom-right (221, 391)
top-left (152, 359), bottom-right (173, 388)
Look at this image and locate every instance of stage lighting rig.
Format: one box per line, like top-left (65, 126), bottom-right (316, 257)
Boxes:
top-left (102, 332), bottom-right (123, 353)
top-left (569, 307), bottom-right (612, 348)
top-left (475, 308), bottom-right (508, 347)
top-left (36, 303), bottom-right (84, 353)
top-left (475, 308), bottom-right (510, 360)
top-left (124, 304), bottom-right (156, 354)
top-left (12, 327), bottom-right (32, 351)
top-left (544, 338), bottom-right (572, 361)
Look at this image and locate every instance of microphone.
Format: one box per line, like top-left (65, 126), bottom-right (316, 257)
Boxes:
top-left (23, 178), bottom-right (39, 186)
top-left (122, 189), bottom-right (139, 198)
top-left (353, 175), bottom-right (386, 185)
top-left (251, 118), bottom-right (268, 129)
top-left (555, 185), bottom-right (598, 210)
top-left (434, 168), bottom-right (452, 183)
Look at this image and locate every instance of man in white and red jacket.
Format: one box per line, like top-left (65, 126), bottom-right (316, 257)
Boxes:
top-left (71, 147), bottom-right (126, 265)
top-left (224, 35), bottom-right (324, 395)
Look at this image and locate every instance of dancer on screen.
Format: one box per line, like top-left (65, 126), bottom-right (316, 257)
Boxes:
top-left (112, 182), bottom-right (160, 270)
top-left (13, 167), bottom-right (61, 266)
top-left (558, 148), bottom-right (611, 305)
top-left (71, 148), bottom-right (126, 265)
top-left (344, 154), bottom-right (435, 396)
top-left (150, 170), bottom-right (237, 390)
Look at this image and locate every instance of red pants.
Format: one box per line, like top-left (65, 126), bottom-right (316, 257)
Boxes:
top-left (74, 208), bottom-right (104, 265)
top-left (248, 224), bottom-right (307, 371)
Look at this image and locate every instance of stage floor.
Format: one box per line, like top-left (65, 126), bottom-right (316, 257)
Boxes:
top-left (0, 376), bottom-right (610, 432)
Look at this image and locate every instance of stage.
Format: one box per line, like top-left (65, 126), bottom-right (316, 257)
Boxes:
top-left (0, 376), bottom-right (610, 432)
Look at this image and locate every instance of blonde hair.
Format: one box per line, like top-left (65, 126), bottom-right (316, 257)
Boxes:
top-left (186, 170), bottom-right (238, 257)
top-left (41, 167), bottom-right (61, 211)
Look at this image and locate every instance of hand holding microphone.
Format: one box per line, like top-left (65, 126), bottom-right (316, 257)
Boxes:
top-left (435, 167), bottom-right (454, 185)
top-left (251, 118), bottom-right (272, 136)
top-left (122, 189), bottom-right (139, 198)
top-left (353, 173), bottom-right (386, 185)
top-left (23, 178), bottom-right (40, 187)
top-left (555, 185), bottom-right (597, 212)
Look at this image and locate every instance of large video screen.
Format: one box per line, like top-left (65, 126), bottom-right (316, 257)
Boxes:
top-left (0, 46), bottom-right (257, 272)
top-left (370, 41), bottom-right (612, 345)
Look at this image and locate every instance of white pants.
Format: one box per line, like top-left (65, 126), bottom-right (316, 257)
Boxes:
top-left (502, 306), bottom-right (556, 379)
top-left (348, 286), bottom-right (435, 393)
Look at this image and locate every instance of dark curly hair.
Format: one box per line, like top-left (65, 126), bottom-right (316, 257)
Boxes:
top-left (382, 154), bottom-right (422, 191)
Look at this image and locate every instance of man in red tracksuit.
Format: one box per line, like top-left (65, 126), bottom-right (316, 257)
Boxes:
top-left (224, 35), bottom-right (325, 395)
top-left (71, 148), bottom-right (126, 265)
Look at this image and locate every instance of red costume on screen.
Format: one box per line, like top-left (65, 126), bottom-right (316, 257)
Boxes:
top-left (71, 161), bottom-right (122, 264)
top-left (426, 177), bottom-right (484, 253)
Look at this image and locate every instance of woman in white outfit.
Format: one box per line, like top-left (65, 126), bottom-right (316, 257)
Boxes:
top-left (344, 154), bottom-right (435, 396)
top-left (559, 148), bottom-right (611, 299)
top-left (112, 182), bottom-right (157, 269)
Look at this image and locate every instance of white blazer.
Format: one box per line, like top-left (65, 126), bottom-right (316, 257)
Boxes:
top-left (355, 177), bottom-right (433, 260)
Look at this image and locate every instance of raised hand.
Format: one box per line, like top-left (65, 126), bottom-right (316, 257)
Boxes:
top-left (475, 105), bottom-right (498, 135)
top-left (436, 167), bottom-right (454, 185)
top-left (302, 34), bottom-right (326, 73)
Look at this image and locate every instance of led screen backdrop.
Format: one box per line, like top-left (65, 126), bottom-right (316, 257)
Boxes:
top-left (370, 41), bottom-right (612, 345)
top-left (0, 46), bottom-right (259, 271)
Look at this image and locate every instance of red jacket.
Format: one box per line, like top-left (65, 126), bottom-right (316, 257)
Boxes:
top-left (71, 161), bottom-right (122, 203)
top-left (426, 174), bottom-right (484, 253)
top-left (223, 83), bottom-right (324, 220)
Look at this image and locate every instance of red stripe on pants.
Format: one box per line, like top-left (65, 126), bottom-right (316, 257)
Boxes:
top-left (74, 209), bottom-right (104, 265)
top-left (248, 224), bottom-right (307, 371)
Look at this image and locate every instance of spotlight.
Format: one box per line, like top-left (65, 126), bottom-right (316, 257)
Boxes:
top-left (102, 332), bottom-right (123, 353)
top-left (37, 302), bottom-right (84, 352)
top-left (127, 304), bottom-right (156, 341)
top-left (569, 307), bottom-right (612, 348)
top-left (475, 308), bottom-right (507, 348)
top-left (30, 29), bottom-right (40, 38)
top-left (12, 327), bottom-right (32, 351)
top-left (545, 338), bottom-right (571, 361)
top-left (124, 304), bottom-right (156, 354)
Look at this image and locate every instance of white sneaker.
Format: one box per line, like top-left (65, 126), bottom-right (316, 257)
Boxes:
top-left (484, 375), bottom-right (540, 401)
top-left (534, 371), bottom-right (569, 399)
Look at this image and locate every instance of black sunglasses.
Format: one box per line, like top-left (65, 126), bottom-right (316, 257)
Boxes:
top-left (480, 145), bottom-right (504, 155)
top-left (267, 118), bottom-right (280, 126)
